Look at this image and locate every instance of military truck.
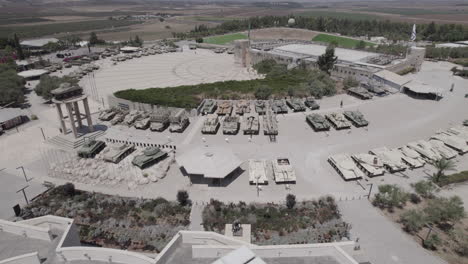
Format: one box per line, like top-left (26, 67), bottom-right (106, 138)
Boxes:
top-left (286, 98), bottom-right (306, 112)
top-left (263, 110), bottom-right (278, 135)
top-left (202, 114), bottom-right (220, 134)
top-left (201, 100), bottom-right (217, 115)
top-left (255, 101), bottom-right (267, 115)
top-left (124, 110), bottom-right (142, 126)
top-left (344, 111), bottom-right (369, 127)
top-left (134, 115), bottom-right (151, 130)
top-left (243, 114), bottom-right (260, 135)
top-left (223, 116), bottom-right (240, 135)
top-left (235, 100), bottom-right (251, 115)
top-left (347, 87), bottom-right (373, 100)
top-left (326, 113), bottom-right (352, 130)
top-left (270, 99), bottom-right (288, 114)
top-left (77, 139), bottom-right (106, 158)
top-left (306, 114), bottom-right (330, 131)
top-left (98, 108), bottom-right (117, 121)
top-left (169, 110), bottom-right (190, 133)
top-left (103, 144), bottom-right (135, 163)
top-left (150, 109), bottom-right (170, 132)
top-left (304, 97), bottom-right (320, 110)
top-left (132, 147), bottom-right (168, 169)
top-left (217, 101), bottom-right (233, 116)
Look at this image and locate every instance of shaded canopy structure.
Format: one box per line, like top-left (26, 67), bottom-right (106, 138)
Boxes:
top-left (176, 146), bottom-right (242, 179)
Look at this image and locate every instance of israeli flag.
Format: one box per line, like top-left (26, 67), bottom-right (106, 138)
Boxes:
top-left (411, 24), bottom-right (417, 41)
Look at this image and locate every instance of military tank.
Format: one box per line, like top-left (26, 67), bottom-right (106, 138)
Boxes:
top-left (202, 114), bottom-right (220, 134)
top-left (134, 115), bottom-right (151, 130)
top-left (304, 97), bottom-right (320, 110)
top-left (103, 144), bottom-right (135, 163)
top-left (169, 110), bottom-right (190, 133)
top-left (132, 147), bottom-right (168, 169)
top-left (326, 113), bottom-right (352, 130)
top-left (77, 139), bottom-right (106, 158)
top-left (344, 111), bottom-right (369, 127)
top-left (347, 87), bottom-right (373, 100)
top-left (270, 99), bottom-right (288, 114)
top-left (201, 99), bottom-right (217, 115)
top-left (235, 100), bottom-right (251, 115)
top-left (51, 83), bottom-right (83, 101)
top-left (124, 110), bottom-right (142, 126)
top-left (255, 101), bottom-right (267, 115)
top-left (98, 108), bottom-right (117, 121)
top-left (286, 98), bottom-right (306, 112)
top-left (306, 114), bottom-right (330, 131)
top-left (150, 109), bottom-right (170, 132)
top-left (223, 116), bottom-right (240, 135)
top-left (243, 114), bottom-right (260, 135)
top-left (110, 112), bottom-right (126, 125)
top-left (217, 101), bottom-right (233, 116)
top-left (263, 110), bottom-right (278, 135)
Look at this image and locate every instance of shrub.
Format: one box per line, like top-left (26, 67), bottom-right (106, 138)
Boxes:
top-left (196, 38), bottom-right (203, 43)
top-left (343, 76), bottom-right (359, 89)
top-left (424, 196), bottom-right (465, 226)
top-left (286, 194), bottom-right (296, 209)
top-left (456, 240), bottom-right (468, 256)
top-left (62, 183), bottom-right (76, 196)
top-left (400, 209), bottom-right (426, 233)
top-left (423, 234), bottom-right (441, 250)
top-left (177, 190), bottom-right (189, 206)
top-left (437, 170), bottom-right (468, 187)
top-left (372, 184), bottom-right (409, 210)
top-left (254, 85), bottom-right (272, 100)
top-left (397, 67), bottom-right (416, 75)
top-left (411, 180), bottom-right (435, 199)
top-left (30, 114), bottom-right (38, 120)
top-left (410, 193), bottom-right (422, 204)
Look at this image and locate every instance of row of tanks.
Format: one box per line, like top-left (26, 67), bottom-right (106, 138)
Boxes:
top-left (77, 139), bottom-right (168, 169)
top-left (200, 98), bottom-right (321, 116)
top-left (99, 108), bottom-right (190, 133)
top-left (306, 111), bottom-right (368, 132)
top-left (201, 113), bottom-right (275, 136)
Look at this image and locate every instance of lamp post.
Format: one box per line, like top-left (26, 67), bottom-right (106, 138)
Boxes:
top-left (17, 186), bottom-right (29, 205)
top-left (17, 166), bottom-right (32, 182)
top-left (366, 183), bottom-right (374, 200)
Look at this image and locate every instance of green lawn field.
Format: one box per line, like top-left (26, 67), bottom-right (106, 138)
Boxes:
top-left (312, 34), bottom-right (375, 49)
top-left (203, 33), bottom-right (247, 45)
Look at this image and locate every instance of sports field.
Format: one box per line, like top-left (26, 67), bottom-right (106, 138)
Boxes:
top-left (203, 33), bottom-right (247, 45)
top-left (312, 34), bottom-right (375, 49)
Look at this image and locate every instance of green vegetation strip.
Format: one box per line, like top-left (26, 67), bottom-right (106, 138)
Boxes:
top-left (362, 8), bottom-right (464, 16)
top-left (438, 171), bottom-right (468, 187)
top-left (203, 33), bottom-right (247, 45)
top-left (297, 10), bottom-right (379, 20)
top-left (0, 20), bottom-right (142, 38)
top-left (312, 33), bottom-right (375, 49)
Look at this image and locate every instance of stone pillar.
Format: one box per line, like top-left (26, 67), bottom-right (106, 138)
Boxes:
top-left (55, 103), bottom-right (67, 134)
top-left (83, 97), bottom-right (94, 132)
top-left (65, 103), bottom-right (78, 138)
top-left (73, 101), bottom-right (82, 128)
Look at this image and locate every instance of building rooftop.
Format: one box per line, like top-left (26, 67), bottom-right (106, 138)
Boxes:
top-left (17, 69), bottom-right (48, 79)
top-left (273, 44), bottom-right (379, 63)
top-left (20, 38), bottom-right (59, 48)
top-left (373, 70), bottom-right (411, 86)
top-left (0, 232), bottom-right (53, 261)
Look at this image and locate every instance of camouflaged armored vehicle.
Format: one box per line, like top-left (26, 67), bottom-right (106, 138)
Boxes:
top-left (344, 111), bottom-right (368, 127)
top-left (326, 112), bottom-right (352, 130)
top-left (217, 101), bottom-right (233, 116)
top-left (286, 98), bottom-right (306, 112)
top-left (99, 108), bottom-right (117, 121)
top-left (306, 114), bottom-right (330, 131)
top-left (347, 87), bottom-right (373, 100)
top-left (263, 109), bottom-right (278, 135)
top-left (103, 143), bottom-right (135, 163)
top-left (255, 101), bottom-right (267, 115)
top-left (235, 100), bottom-right (251, 115)
top-left (150, 109), bottom-right (170, 132)
top-left (77, 139), bottom-right (106, 158)
top-left (132, 146), bottom-right (168, 169)
top-left (223, 116), bottom-right (240, 135)
top-left (270, 99), bottom-right (288, 114)
top-left (243, 114), bottom-right (260, 135)
top-left (169, 110), bottom-right (190, 133)
top-left (304, 97), bottom-right (320, 110)
top-left (201, 100), bottom-right (217, 115)
top-left (124, 110), bottom-right (142, 126)
top-left (202, 114), bottom-right (220, 134)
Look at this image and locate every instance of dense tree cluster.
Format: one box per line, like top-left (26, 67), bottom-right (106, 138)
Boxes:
top-left (0, 63), bottom-right (25, 105)
top-left (426, 46), bottom-right (468, 59)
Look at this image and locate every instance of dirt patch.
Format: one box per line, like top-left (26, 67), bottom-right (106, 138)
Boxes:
top-left (249, 27), bottom-right (319, 41)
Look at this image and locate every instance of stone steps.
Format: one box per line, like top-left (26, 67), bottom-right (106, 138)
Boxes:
top-left (47, 130), bottom-right (106, 150)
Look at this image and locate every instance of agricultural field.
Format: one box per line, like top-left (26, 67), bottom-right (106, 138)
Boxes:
top-left (361, 8), bottom-right (467, 16)
top-left (297, 10), bottom-right (380, 20)
top-left (312, 33), bottom-right (375, 49)
top-left (203, 33), bottom-right (247, 45)
top-left (21, 184), bottom-right (191, 252)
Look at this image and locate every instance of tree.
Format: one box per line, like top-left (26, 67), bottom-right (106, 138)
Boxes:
top-left (0, 63), bottom-right (25, 105)
top-left (355, 40), bottom-right (367, 50)
top-left (196, 38), bottom-right (204, 43)
top-left (254, 85), bottom-right (272, 100)
top-left (13, 33), bottom-right (25, 60)
top-left (317, 45), bottom-right (337, 75)
top-left (430, 158), bottom-right (456, 183)
top-left (35, 75), bottom-right (78, 101)
top-left (62, 183), bottom-right (76, 196)
top-left (89, 32), bottom-right (104, 45)
top-left (286, 194), bottom-right (296, 209)
top-left (134, 35), bottom-right (143, 47)
top-left (424, 196), bottom-right (465, 226)
top-left (372, 184), bottom-right (409, 210)
top-left (177, 190), bottom-right (189, 206)
top-left (411, 180), bottom-right (436, 199)
top-left (400, 209), bottom-right (427, 233)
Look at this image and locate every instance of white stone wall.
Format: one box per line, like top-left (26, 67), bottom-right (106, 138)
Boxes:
top-left (0, 252), bottom-right (41, 264)
top-left (0, 219), bottom-right (52, 242)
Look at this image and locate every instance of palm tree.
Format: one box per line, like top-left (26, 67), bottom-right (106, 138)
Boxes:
top-left (430, 158), bottom-right (456, 183)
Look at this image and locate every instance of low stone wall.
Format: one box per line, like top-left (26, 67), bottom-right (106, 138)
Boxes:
top-left (155, 232), bottom-right (182, 264)
top-left (0, 252), bottom-right (41, 264)
top-left (56, 247), bottom-right (157, 264)
top-left (0, 219), bottom-right (52, 242)
top-left (180, 231), bottom-right (249, 246)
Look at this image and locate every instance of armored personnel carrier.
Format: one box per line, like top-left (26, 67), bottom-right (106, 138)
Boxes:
top-left (347, 87), bottom-right (373, 100)
top-left (255, 101), bottom-right (267, 115)
top-left (243, 114), bottom-right (260, 135)
top-left (217, 101), bottom-right (233, 116)
top-left (201, 100), bottom-right (217, 115)
top-left (150, 109), bottom-right (170, 132)
top-left (202, 114), bottom-right (220, 134)
top-left (286, 98), bottom-right (306, 112)
top-left (103, 144), bottom-right (135, 163)
top-left (344, 111), bottom-right (368, 127)
top-left (306, 114), bottom-right (330, 132)
top-left (132, 147), bottom-right (168, 169)
top-left (326, 113), bottom-right (352, 130)
top-left (235, 100), bottom-right (251, 115)
top-left (263, 110), bottom-right (278, 135)
top-left (51, 83), bottom-right (83, 101)
top-left (169, 110), bottom-right (190, 133)
top-left (270, 99), bottom-right (288, 114)
top-left (98, 108), bottom-right (117, 121)
top-left (223, 116), bottom-right (240, 135)
top-left (304, 97), bottom-right (320, 110)
top-left (134, 115), bottom-right (151, 130)
top-left (124, 110), bottom-right (142, 126)
top-left (77, 139), bottom-right (106, 158)
top-left (110, 112), bottom-right (126, 125)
